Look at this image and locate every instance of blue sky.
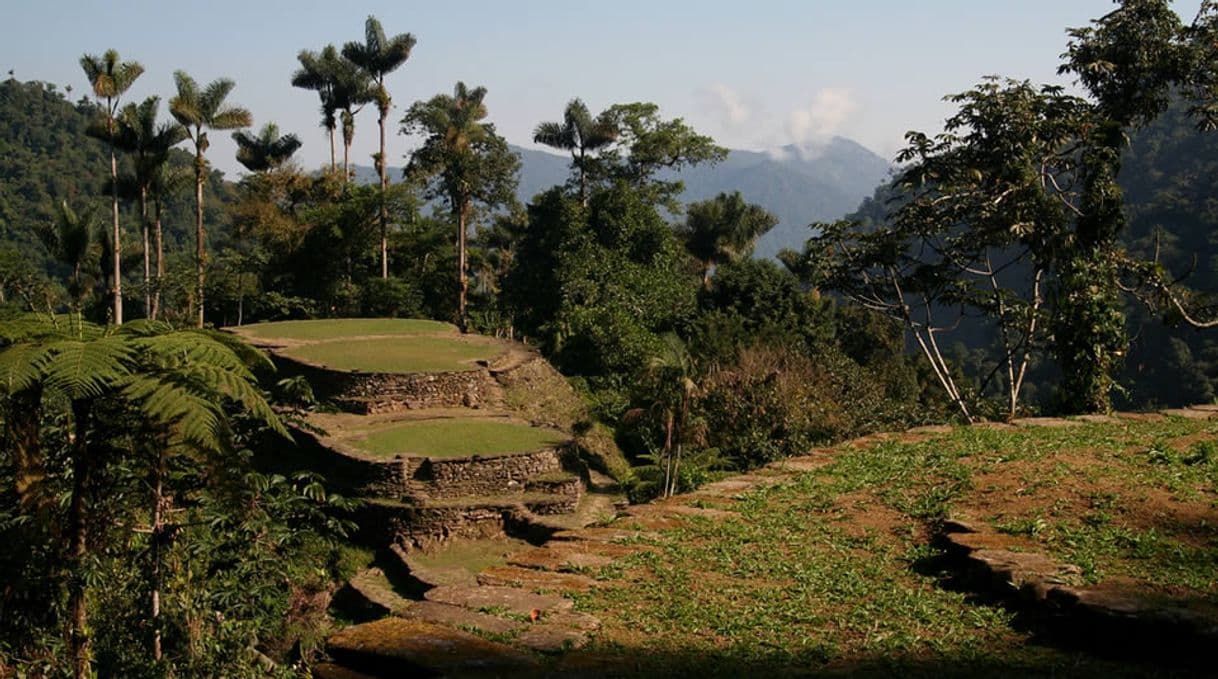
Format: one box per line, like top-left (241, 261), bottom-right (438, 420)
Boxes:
top-left (3, 1), bottom-right (1206, 176)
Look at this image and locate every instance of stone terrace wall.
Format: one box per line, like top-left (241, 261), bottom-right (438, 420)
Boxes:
top-left (408, 446), bottom-right (576, 500)
top-left (273, 355), bottom-right (500, 414)
top-left (291, 427), bottom-right (419, 497)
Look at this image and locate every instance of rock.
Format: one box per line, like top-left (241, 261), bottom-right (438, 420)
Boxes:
top-left (515, 624), bottom-right (588, 654)
top-left (907, 424), bottom-right (955, 434)
top-left (507, 547), bottom-right (615, 572)
top-left (550, 527), bottom-right (648, 543)
top-left (424, 584), bottom-right (574, 617)
top-left (326, 618), bottom-right (537, 676)
top-left (477, 565), bottom-right (601, 593)
top-left (1013, 417), bottom-right (1080, 428)
top-left (941, 516), bottom-right (981, 534)
top-left (1161, 408), bottom-right (1217, 420)
top-left (397, 600), bottom-right (526, 636)
top-left (312, 662), bottom-right (380, 679)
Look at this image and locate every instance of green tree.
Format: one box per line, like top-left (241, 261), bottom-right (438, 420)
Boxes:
top-left (232, 122), bottom-right (302, 173)
top-left (170, 72), bottom-right (252, 328)
top-left (678, 191), bottom-right (777, 288)
top-left (36, 201), bottom-right (97, 313)
top-left (79, 49), bottom-right (143, 325)
top-left (343, 15), bottom-right (416, 279)
top-left (113, 97), bottom-right (188, 317)
top-left (291, 46), bottom-right (341, 172)
top-left (329, 54), bottom-right (374, 183)
top-left (402, 82), bottom-right (521, 331)
top-left (533, 98), bottom-right (617, 205)
top-left (0, 315), bottom-right (286, 677)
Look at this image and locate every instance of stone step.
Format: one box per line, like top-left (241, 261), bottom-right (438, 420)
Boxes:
top-left (550, 527), bottom-right (649, 543)
top-left (397, 600), bottom-right (526, 637)
top-left (515, 624), bottom-right (589, 654)
top-left (477, 565), bottom-right (601, 593)
top-left (327, 618), bottom-right (537, 676)
top-left (424, 584), bottom-right (574, 617)
top-left (508, 547), bottom-right (615, 572)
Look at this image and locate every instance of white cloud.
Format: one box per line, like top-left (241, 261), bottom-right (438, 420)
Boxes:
top-left (701, 83), bottom-right (751, 127)
top-left (787, 88), bottom-right (858, 144)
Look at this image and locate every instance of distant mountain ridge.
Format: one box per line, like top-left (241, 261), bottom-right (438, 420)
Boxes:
top-left (355, 136), bottom-right (892, 259)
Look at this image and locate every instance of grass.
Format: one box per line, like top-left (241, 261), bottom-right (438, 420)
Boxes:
top-left (348, 419), bottom-right (567, 459)
top-left (562, 416), bottom-right (1218, 676)
top-left (234, 318), bottom-right (455, 340)
top-left (280, 335), bottom-right (503, 373)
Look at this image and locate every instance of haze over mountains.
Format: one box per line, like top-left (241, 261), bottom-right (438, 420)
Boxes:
top-left (355, 136), bottom-right (892, 259)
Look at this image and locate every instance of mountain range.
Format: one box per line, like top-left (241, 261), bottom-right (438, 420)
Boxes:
top-left (354, 136), bottom-right (892, 259)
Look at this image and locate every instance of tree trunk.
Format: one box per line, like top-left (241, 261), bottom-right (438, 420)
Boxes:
top-left (66, 399), bottom-right (93, 679)
top-left (152, 197), bottom-right (163, 321)
top-left (379, 103), bottom-right (390, 279)
top-left (328, 126), bottom-right (336, 173)
top-left (150, 448), bottom-right (166, 662)
top-left (140, 186), bottom-right (150, 318)
top-left (110, 142), bottom-right (123, 326)
top-left (195, 145), bottom-right (206, 329)
top-left (457, 202), bottom-right (468, 333)
top-left (6, 385), bottom-right (44, 511)
top-left (577, 148), bottom-right (588, 207)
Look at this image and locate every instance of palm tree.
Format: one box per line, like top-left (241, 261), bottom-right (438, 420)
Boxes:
top-left (170, 72), bottom-right (252, 328)
top-left (233, 122), bottom-right (302, 172)
top-left (533, 98), bottom-right (617, 205)
top-left (80, 49), bottom-right (143, 324)
top-left (344, 15), bottom-right (416, 279)
top-left (403, 82), bottom-right (521, 332)
top-left (328, 54), bottom-right (374, 183)
top-left (679, 191), bottom-right (777, 288)
top-left (644, 333), bottom-right (698, 498)
top-left (37, 201), bottom-right (96, 313)
top-left (148, 164), bottom-right (191, 320)
top-left (114, 97), bottom-right (188, 316)
top-left (291, 46), bottom-right (340, 172)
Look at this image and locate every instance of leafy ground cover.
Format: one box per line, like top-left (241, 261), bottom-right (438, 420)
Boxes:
top-left (280, 335), bottom-right (504, 373)
top-left (234, 318), bottom-right (456, 341)
top-left (349, 419), bottom-right (567, 459)
top-left (563, 416), bottom-right (1218, 676)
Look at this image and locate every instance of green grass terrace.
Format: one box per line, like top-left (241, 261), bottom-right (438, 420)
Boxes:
top-left (346, 419), bottom-right (568, 459)
top-left (227, 319), bottom-right (508, 373)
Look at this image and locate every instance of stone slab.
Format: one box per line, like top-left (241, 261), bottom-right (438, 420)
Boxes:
top-left (424, 584), bottom-right (574, 616)
top-left (1161, 408), bottom-right (1217, 420)
top-left (327, 618), bottom-right (537, 675)
top-left (478, 565), bottom-right (601, 593)
top-left (515, 624), bottom-right (588, 654)
top-left (1013, 417), bottom-right (1081, 428)
top-left (550, 527), bottom-right (649, 544)
top-left (397, 600), bottom-right (525, 636)
top-left (507, 547), bottom-right (615, 572)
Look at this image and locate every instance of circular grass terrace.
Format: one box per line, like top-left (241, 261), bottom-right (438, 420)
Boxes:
top-left (347, 419), bottom-right (567, 459)
top-left (235, 318), bottom-right (456, 341)
top-left (228, 319), bottom-right (508, 373)
top-left (279, 336), bottom-right (504, 373)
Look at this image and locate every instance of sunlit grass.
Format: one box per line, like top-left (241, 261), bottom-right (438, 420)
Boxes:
top-left (280, 335), bottom-right (503, 373)
top-left (234, 318), bottom-right (455, 341)
top-left (348, 419), bottom-right (566, 459)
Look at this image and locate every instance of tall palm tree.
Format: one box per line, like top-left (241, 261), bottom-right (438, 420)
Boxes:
top-left (291, 45), bottom-right (340, 172)
top-left (533, 99), bottom-right (617, 205)
top-left (679, 191), bottom-right (778, 288)
top-left (114, 97), bottom-right (187, 316)
top-left (403, 82), bottom-right (521, 332)
top-left (344, 15), bottom-right (416, 278)
top-left (170, 71), bottom-right (252, 328)
top-left (233, 122), bottom-right (302, 172)
top-left (147, 163), bottom-right (192, 321)
top-left (80, 49), bottom-right (143, 324)
top-left (328, 54), bottom-right (374, 183)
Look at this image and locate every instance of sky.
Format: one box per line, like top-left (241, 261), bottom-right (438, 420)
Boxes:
top-left (3, 1), bottom-right (1207, 176)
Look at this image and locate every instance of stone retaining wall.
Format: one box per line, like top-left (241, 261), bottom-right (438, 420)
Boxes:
top-left (290, 427), bottom-right (418, 497)
top-left (409, 446), bottom-right (576, 500)
top-left (273, 354), bottom-right (500, 414)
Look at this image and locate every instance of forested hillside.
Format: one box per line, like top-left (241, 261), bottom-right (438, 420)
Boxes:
top-left (0, 78), bottom-right (236, 278)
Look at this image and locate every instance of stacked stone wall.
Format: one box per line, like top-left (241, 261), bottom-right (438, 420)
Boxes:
top-left (273, 355), bottom-right (499, 414)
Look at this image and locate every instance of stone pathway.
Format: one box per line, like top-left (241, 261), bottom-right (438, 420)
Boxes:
top-left (321, 403), bottom-right (1218, 675)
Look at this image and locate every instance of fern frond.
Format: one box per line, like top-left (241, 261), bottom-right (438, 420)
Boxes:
top-left (41, 337), bottom-right (134, 400)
